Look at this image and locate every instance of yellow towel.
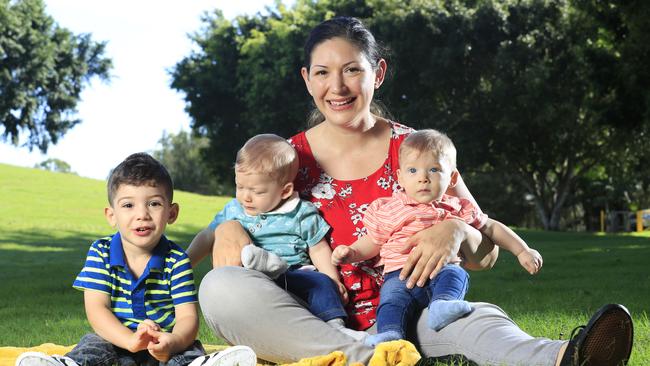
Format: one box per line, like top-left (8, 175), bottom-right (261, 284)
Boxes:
top-left (282, 340), bottom-right (421, 366)
top-left (367, 340), bottom-right (421, 366)
top-left (2, 340), bottom-right (421, 366)
top-left (282, 350), bottom-right (348, 366)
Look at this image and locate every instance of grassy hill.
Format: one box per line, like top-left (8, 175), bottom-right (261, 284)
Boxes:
top-left (0, 163), bottom-right (648, 363)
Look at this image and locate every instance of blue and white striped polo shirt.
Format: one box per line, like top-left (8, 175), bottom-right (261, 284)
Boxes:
top-left (73, 232), bottom-right (197, 332)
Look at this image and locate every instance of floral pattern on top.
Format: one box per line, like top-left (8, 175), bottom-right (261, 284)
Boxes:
top-left (289, 121), bottom-right (413, 330)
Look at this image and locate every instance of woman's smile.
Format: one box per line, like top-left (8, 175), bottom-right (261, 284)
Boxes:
top-left (327, 97), bottom-right (356, 110)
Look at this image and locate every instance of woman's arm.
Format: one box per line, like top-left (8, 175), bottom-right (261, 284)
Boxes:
top-left (186, 221), bottom-right (250, 268)
top-left (446, 173), bottom-right (499, 271)
top-left (461, 228), bottom-right (499, 271)
top-left (400, 219), bottom-right (498, 289)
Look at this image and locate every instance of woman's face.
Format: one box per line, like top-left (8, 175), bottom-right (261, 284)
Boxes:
top-left (301, 37), bottom-right (386, 127)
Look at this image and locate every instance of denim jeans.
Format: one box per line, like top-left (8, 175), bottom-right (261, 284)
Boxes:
top-left (274, 267), bottom-right (346, 322)
top-left (66, 333), bottom-right (205, 366)
top-left (377, 264), bottom-right (470, 336)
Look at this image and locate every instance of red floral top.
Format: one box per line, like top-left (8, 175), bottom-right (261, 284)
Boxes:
top-left (289, 122), bottom-right (414, 330)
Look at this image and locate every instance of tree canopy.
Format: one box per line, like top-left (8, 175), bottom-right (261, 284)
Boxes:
top-left (171, 0), bottom-right (649, 230)
top-left (34, 157), bottom-right (73, 174)
top-left (0, 0), bottom-right (111, 152)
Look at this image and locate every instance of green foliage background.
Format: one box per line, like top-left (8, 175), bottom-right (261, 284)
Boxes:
top-left (170, 0), bottom-right (650, 231)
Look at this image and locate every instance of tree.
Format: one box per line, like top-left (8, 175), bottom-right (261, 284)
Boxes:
top-left (152, 130), bottom-right (225, 195)
top-left (171, 0), bottom-right (649, 230)
top-left (34, 157), bottom-right (74, 174)
top-left (0, 0), bottom-right (111, 152)
top-left (377, 1), bottom-right (648, 230)
top-left (570, 0), bottom-right (650, 226)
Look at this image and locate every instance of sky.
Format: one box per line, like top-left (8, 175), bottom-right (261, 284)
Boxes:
top-left (0, 0), bottom-right (293, 180)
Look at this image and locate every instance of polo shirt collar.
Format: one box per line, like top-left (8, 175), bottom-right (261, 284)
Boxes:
top-left (394, 190), bottom-right (462, 212)
top-left (109, 232), bottom-right (168, 270)
top-left (265, 192), bottom-right (300, 215)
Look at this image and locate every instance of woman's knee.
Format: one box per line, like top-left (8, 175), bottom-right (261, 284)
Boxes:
top-left (215, 220), bottom-right (251, 245)
top-left (200, 266), bottom-right (250, 301)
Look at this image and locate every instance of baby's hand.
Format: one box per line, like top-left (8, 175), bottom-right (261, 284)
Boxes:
top-left (334, 280), bottom-right (349, 305)
top-left (332, 246), bottom-right (354, 266)
top-left (517, 248), bottom-right (543, 275)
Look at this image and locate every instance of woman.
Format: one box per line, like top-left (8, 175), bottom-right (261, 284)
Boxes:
top-left (187, 16), bottom-right (633, 366)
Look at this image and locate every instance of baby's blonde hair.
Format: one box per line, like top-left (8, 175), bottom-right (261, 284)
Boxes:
top-left (235, 134), bottom-right (299, 184)
top-left (399, 129), bottom-right (457, 168)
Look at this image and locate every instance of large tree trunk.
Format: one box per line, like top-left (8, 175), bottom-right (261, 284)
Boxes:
top-left (520, 164), bottom-right (577, 230)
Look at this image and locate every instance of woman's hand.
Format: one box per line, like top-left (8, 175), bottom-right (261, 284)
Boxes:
top-left (399, 219), bottom-right (470, 288)
top-left (211, 238), bottom-right (246, 268)
top-left (211, 220), bottom-right (253, 268)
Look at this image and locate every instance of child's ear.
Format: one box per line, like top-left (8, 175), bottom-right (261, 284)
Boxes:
top-left (396, 168), bottom-right (403, 187)
top-left (104, 206), bottom-right (117, 228)
top-left (449, 170), bottom-right (459, 187)
top-left (281, 182), bottom-right (294, 200)
top-left (167, 203), bottom-right (180, 225)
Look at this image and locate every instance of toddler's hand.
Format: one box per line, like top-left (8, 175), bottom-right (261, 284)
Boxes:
top-left (332, 246), bottom-right (353, 266)
top-left (146, 329), bottom-right (176, 362)
top-left (129, 320), bottom-right (159, 352)
top-left (518, 248), bottom-right (543, 275)
top-left (138, 319), bottom-right (160, 332)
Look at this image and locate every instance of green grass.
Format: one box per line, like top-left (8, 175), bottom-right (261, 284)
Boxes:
top-left (1, 163), bottom-right (648, 364)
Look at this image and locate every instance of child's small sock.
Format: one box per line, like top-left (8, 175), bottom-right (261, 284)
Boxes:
top-left (427, 299), bottom-right (472, 331)
top-left (241, 245), bottom-right (289, 279)
top-left (327, 318), bottom-right (368, 341)
top-left (364, 330), bottom-right (403, 347)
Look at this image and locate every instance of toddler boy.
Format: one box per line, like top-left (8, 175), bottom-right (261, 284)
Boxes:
top-left (16, 153), bottom-right (257, 366)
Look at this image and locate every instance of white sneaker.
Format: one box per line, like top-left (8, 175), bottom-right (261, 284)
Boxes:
top-left (188, 346), bottom-right (257, 366)
top-left (15, 352), bottom-right (79, 366)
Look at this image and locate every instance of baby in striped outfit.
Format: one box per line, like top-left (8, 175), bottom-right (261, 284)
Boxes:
top-left (332, 129), bottom-right (543, 347)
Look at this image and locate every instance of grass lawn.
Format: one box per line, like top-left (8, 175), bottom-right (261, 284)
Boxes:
top-left (0, 163), bottom-right (648, 364)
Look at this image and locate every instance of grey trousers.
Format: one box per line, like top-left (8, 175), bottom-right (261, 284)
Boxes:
top-left (198, 267), bottom-right (565, 366)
